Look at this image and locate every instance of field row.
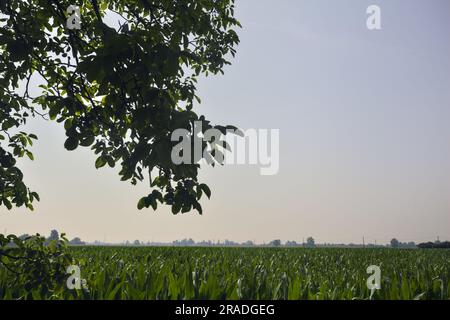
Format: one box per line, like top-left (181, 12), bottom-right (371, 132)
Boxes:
top-left (1, 247), bottom-right (449, 300)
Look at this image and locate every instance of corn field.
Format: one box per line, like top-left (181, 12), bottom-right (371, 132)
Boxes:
top-left (1, 247), bottom-right (449, 300)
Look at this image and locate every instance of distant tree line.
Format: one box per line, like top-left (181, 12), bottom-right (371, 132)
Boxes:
top-left (389, 238), bottom-right (417, 248)
top-left (13, 232), bottom-right (449, 249)
top-left (417, 241), bottom-right (450, 249)
top-left (18, 230), bottom-right (85, 246)
top-left (391, 238), bottom-right (450, 249)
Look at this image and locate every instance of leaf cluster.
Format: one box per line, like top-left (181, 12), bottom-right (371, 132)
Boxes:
top-left (0, 0), bottom-right (241, 214)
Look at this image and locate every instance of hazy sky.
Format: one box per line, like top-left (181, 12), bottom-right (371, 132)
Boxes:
top-left (1, 0), bottom-right (450, 244)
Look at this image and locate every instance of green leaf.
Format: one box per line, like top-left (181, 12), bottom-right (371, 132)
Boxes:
top-left (199, 184), bottom-right (211, 199)
top-left (107, 157), bottom-right (116, 168)
top-left (137, 197), bottom-right (146, 210)
top-left (31, 192), bottom-right (40, 202)
top-left (64, 119), bottom-right (74, 130)
top-left (151, 190), bottom-right (163, 203)
top-left (64, 137), bottom-right (79, 151)
top-left (150, 198), bottom-right (157, 210)
top-left (107, 282), bottom-right (123, 300)
top-left (95, 156), bottom-right (107, 169)
top-left (193, 202), bottom-right (203, 215)
top-left (172, 202), bottom-right (182, 215)
top-left (80, 135), bottom-right (95, 147)
top-left (7, 40), bottom-right (28, 62)
top-left (3, 198), bottom-right (13, 210)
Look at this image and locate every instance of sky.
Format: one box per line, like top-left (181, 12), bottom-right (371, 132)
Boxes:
top-left (1, 0), bottom-right (450, 244)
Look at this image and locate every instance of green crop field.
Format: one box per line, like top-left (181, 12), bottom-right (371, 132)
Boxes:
top-left (1, 247), bottom-right (449, 300)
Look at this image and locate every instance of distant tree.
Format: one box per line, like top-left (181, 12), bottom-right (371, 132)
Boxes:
top-left (224, 239), bottom-right (238, 246)
top-left (133, 240), bottom-right (141, 246)
top-left (417, 242), bottom-right (434, 249)
top-left (47, 230), bottom-right (59, 242)
top-left (285, 241), bottom-right (298, 247)
top-left (185, 238), bottom-right (195, 246)
top-left (270, 239), bottom-right (281, 247)
top-left (397, 241), bottom-right (416, 248)
top-left (390, 238), bottom-right (400, 248)
top-left (69, 237), bottom-right (85, 245)
top-left (18, 234), bottom-right (30, 240)
top-left (306, 237), bottom-right (315, 247)
top-left (173, 238), bottom-right (196, 246)
top-left (437, 241), bottom-right (450, 249)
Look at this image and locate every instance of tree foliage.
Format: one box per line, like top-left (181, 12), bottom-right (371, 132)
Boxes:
top-left (390, 238), bottom-right (399, 248)
top-left (0, 233), bottom-right (72, 298)
top-left (47, 229), bottom-right (60, 242)
top-left (306, 237), bottom-right (315, 247)
top-left (0, 0), bottom-right (241, 214)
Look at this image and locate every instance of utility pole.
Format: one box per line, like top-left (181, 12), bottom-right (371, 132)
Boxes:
top-left (363, 236), bottom-right (365, 248)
